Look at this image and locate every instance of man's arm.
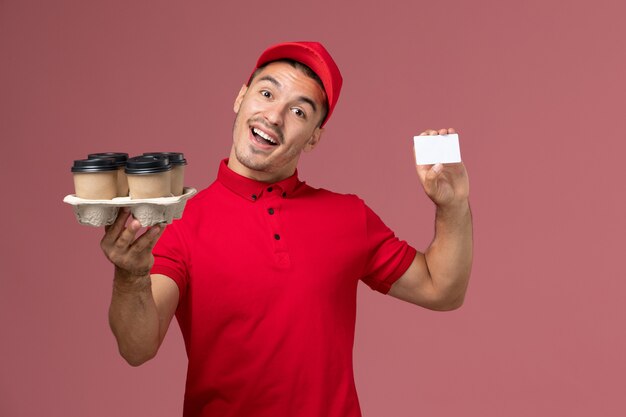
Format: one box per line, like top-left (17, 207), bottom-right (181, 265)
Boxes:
top-left (388, 128), bottom-right (473, 311)
top-left (101, 208), bottom-right (179, 366)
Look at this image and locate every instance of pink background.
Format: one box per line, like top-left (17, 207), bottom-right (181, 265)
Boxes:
top-left (1, 0), bottom-right (625, 416)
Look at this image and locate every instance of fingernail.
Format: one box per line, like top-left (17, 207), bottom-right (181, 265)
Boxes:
top-left (433, 163), bottom-right (443, 173)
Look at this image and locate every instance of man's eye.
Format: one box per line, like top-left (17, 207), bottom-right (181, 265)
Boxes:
top-left (260, 90), bottom-right (272, 98)
top-left (292, 108), bottom-right (306, 118)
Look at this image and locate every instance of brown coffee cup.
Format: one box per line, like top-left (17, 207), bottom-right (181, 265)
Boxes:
top-left (71, 158), bottom-right (118, 200)
top-left (125, 156), bottom-right (172, 199)
top-left (143, 152), bottom-right (187, 196)
top-left (88, 152), bottom-right (129, 196)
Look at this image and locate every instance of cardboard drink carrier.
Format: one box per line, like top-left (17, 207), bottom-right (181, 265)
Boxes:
top-left (65, 153), bottom-right (196, 227)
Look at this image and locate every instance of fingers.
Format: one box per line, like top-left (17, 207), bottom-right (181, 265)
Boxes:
top-left (102, 207), bottom-right (131, 248)
top-left (424, 163), bottom-right (443, 189)
top-left (100, 213), bottom-right (166, 277)
top-left (129, 224), bottom-right (166, 254)
top-left (419, 127), bottom-right (457, 136)
top-left (416, 163), bottom-right (443, 192)
top-left (101, 206), bottom-right (163, 257)
top-left (114, 217), bottom-right (142, 250)
top-left (415, 163), bottom-right (431, 184)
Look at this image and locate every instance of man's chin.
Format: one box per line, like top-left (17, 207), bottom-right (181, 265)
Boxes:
top-left (235, 152), bottom-right (271, 173)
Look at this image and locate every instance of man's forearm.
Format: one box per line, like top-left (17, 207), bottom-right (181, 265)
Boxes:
top-left (108, 268), bottom-right (161, 366)
top-left (424, 200), bottom-right (473, 308)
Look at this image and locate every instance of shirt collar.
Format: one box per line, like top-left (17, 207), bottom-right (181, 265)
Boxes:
top-left (217, 159), bottom-right (302, 201)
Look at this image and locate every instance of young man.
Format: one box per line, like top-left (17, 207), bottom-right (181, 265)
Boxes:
top-left (101, 41), bottom-right (472, 417)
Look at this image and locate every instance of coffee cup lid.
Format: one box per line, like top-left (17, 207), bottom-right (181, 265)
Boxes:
top-left (72, 158), bottom-right (118, 173)
top-left (87, 152), bottom-right (128, 167)
top-left (125, 155), bottom-right (172, 174)
top-left (143, 152), bottom-right (187, 166)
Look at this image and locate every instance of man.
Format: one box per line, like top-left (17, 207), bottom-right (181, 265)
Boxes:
top-left (101, 41), bottom-right (472, 417)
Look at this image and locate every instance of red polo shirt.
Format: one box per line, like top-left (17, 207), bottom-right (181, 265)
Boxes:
top-left (151, 159), bottom-right (416, 417)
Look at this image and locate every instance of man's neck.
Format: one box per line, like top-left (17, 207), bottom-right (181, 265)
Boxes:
top-left (226, 153), bottom-right (295, 184)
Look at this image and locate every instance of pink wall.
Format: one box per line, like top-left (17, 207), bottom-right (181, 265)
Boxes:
top-left (2, 0), bottom-right (625, 416)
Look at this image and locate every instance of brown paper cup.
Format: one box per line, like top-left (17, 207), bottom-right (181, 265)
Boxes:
top-left (116, 167), bottom-right (129, 197)
top-left (143, 152), bottom-right (187, 196)
top-left (127, 171), bottom-right (172, 199)
top-left (170, 165), bottom-right (185, 196)
top-left (73, 171), bottom-right (118, 200)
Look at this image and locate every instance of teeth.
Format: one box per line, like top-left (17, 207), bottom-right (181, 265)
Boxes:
top-left (253, 128), bottom-right (277, 144)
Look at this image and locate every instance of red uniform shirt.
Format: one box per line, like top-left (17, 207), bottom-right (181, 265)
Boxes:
top-left (152, 160), bottom-right (416, 417)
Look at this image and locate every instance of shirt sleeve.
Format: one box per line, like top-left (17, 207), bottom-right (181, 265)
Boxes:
top-left (151, 220), bottom-right (190, 301)
top-left (360, 203), bottom-right (417, 294)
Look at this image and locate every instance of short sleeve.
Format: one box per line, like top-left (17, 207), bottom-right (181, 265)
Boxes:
top-left (151, 220), bottom-right (190, 301)
top-left (360, 204), bottom-right (417, 294)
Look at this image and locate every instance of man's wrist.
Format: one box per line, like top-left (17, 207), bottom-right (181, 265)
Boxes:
top-left (436, 199), bottom-right (471, 220)
top-left (113, 267), bottom-right (152, 293)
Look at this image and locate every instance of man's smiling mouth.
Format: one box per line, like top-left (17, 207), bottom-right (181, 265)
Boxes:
top-left (251, 127), bottom-right (279, 146)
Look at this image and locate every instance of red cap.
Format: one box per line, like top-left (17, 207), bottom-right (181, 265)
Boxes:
top-left (248, 41), bottom-right (343, 127)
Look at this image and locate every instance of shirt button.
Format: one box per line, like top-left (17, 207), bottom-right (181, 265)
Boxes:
top-left (282, 192), bottom-right (287, 198)
top-left (267, 187), bottom-right (273, 192)
top-left (251, 194), bottom-right (257, 201)
top-left (268, 208), bottom-right (275, 215)
top-left (274, 234), bottom-right (280, 240)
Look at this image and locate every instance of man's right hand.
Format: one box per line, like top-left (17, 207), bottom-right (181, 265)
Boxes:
top-left (100, 207), bottom-right (165, 281)
top-left (100, 207), bottom-right (178, 366)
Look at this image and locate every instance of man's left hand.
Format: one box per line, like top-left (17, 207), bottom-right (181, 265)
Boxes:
top-left (415, 128), bottom-right (469, 209)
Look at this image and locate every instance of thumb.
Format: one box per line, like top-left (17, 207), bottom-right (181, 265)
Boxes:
top-left (423, 163), bottom-right (443, 194)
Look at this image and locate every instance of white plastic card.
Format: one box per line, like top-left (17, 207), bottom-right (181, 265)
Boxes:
top-left (413, 134), bottom-right (462, 165)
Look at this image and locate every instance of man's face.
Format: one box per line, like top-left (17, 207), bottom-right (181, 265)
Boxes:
top-left (228, 61), bottom-right (326, 182)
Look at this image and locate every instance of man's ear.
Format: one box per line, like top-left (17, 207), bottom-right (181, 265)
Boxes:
top-left (233, 84), bottom-right (248, 113)
top-left (304, 127), bottom-right (324, 152)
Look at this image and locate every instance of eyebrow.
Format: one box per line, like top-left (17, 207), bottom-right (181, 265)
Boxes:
top-left (257, 75), bottom-right (318, 113)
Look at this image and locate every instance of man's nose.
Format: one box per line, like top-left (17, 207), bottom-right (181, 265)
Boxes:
top-left (263, 103), bottom-right (284, 126)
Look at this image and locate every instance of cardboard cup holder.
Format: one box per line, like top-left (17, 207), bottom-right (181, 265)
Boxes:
top-left (63, 187), bottom-right (197, 227)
